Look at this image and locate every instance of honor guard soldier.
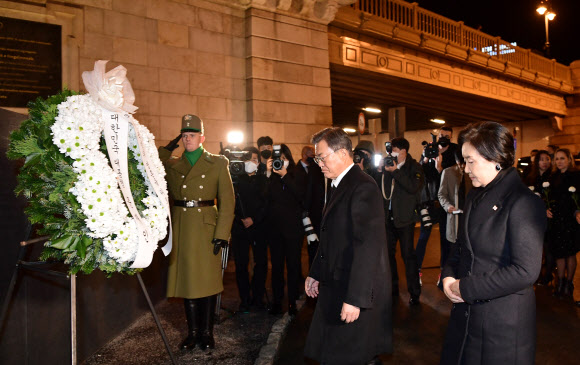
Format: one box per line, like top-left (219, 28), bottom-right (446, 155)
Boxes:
top-left (159, 114), bottom-right (235, 351)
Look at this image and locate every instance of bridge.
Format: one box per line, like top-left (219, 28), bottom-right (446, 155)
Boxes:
top-left (328, 0), bottom-right (574, 138)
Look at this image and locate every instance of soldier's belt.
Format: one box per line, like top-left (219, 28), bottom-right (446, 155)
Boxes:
top-left (174, 200), bottom-right (215, 208)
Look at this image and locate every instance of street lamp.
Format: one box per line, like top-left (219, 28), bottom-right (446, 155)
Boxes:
top-left (536, 0), bottom-right (556, 58)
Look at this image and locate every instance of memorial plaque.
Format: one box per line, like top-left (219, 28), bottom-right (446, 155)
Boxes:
top-left (0, 17), bottom-right (61, 107)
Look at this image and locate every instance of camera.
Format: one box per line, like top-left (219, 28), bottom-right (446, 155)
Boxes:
top-left (272, 144), bottom-right (283, 170)
top-left (419, 203), bottom-right (433, 227)
top-left (422, 133), bottom-right (439, 159)
top-left (302, 212), bottom-right (319, 245)
top-left (384, 141), bottom-right (397, 167)
top-left (219, 143), bottom-right (248, 176)
top-left (353, 150), bottom-right (365, 164)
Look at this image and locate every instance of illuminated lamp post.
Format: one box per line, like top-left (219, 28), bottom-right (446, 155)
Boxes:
top-left (536, 0), bottom-right (556, 58)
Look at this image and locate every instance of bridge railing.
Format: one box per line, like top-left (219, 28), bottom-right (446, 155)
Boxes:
top-left (352, 0), bottom-right (571, 83)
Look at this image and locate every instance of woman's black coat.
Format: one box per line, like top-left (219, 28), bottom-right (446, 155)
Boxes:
top-left (304, 165), bottom-right (392, 364)
top-left (440, 168), bottom-right (546, 365)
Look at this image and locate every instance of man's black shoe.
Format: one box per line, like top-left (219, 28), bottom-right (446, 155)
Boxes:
top-left (409, 296), bottom-right (420, 305)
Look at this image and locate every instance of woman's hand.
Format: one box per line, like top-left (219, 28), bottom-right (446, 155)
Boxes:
top-left (442, 277), bottom-right (464, 303)
top-left (575, 211), bottom-right (580, 224)
top-left (273, 163), bottom-right (287, 177)
top-left (547, 208), bottom-right (553, 219)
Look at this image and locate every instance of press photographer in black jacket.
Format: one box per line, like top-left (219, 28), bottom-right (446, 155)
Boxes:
top-left (231, 147), bottom-right (269, 312)
top-left (381, 137), bottom-right (424, 304)
top-left (266, 144), bottom-right (307, 315)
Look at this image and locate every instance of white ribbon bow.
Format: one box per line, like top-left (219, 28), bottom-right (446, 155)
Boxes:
top-left (82, 60), bottom-right (138, 114)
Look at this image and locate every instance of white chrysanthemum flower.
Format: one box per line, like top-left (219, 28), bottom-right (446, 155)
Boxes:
top-left (528, 186), bottom-right (534, 191)
top-left (569, 186), bottom-right (577, 193)
top-left (542, 182), bottom-right (550, 188)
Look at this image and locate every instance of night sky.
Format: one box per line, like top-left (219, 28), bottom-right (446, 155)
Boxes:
top-left (407, 0), bottom-right (580, 66)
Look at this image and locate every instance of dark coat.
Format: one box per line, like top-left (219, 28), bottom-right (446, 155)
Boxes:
top-left (299, 160), bottom-right (325, 235)
top-left (440, 168), bottom-right (546, 365)
top-left (231, 173), bottom-right (268, 235)
top-left (547, 170), bottom-right (580, 258)
top-left (305, 165), bottom-right (392, 365)
top-left (380, 153), bottom-right (424, 227)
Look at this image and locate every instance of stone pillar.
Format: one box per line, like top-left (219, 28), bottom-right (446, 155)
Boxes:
top-left (551, 60), bottom-right (580, 153)
top-left (244, 0), bottom-right (355, 156)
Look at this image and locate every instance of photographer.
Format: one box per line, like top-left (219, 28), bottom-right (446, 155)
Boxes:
top-left (353, 140), bottom-right (381, 181)
top-left (381, 137), bottom-right (424, 304)
top-left (230, 146), bottom-right (269, 312)
top-left (257, 136), bottom-right (273, 176)
top-left (416, 127), bottom-right (458, 285)
top-left (298, 146), bottom-right (325, 269)
top-left (266, 144), bottom-right (307, 316)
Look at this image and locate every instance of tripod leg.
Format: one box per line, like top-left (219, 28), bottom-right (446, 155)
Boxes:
top-left (136, 273), bottom-right (177, 365)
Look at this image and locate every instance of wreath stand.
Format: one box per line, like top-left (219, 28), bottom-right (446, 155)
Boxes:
top-left (0, 235), bottom-right (178, 365)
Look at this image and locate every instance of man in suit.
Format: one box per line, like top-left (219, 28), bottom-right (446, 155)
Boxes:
top-left (304, 127), bottom-right (392, 365)
top-left (381, 137), bottom-right (424, 304)
top-left (438, 149), bottom-right (472, 244)
top-left (159, 114), bottom-right (235, 351)
top-left (299, 145), bottom-right (325, 268)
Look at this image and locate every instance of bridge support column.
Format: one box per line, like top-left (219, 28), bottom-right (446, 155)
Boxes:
top-left (551, 60), bottom-right (580, 152)
top-left (244, 1), bottom-right (355, 155)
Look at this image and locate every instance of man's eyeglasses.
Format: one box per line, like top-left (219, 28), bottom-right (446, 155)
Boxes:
top-left (314, 150), bottom-right (336, 165)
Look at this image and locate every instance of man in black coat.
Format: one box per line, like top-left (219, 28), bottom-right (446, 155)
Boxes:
top-left (381, 137), bottom-right (424, 304)
top-left (298, 145), bottom-right (325, 268)
top-left (305, 127), bottom-right (392, 365)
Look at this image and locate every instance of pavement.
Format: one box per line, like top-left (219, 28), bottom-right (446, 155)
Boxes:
top-left (84, 226), bottom-right (580, 365)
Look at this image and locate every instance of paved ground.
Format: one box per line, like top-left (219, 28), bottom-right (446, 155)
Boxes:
top-left (84, 226), bottom-right (580, 365)
top-left (275, 226), bottom-right (580, 365)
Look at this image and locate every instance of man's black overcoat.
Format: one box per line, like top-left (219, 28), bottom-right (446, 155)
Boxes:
top-left (440, 168), bottom-right (546, 365)
top-left (304, 165), bottom-right (393, 364)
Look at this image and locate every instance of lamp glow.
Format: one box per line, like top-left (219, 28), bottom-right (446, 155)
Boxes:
top-left (363, 107), bottom-right (382, 113)
top-left (343, 127), bottom-right (357, 133)
top-left (227, 131), bottom-right (244, 145)
top-left (374, 154), bottom-right (382, 167)
top-left (430, 118), bottom-right (446, 124)
top-left (547, 12), bottom-right (556, 20)
top-left (536, 5), bottom-right (547, 14)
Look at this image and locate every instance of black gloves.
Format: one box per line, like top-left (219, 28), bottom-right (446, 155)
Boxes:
top-left (164, 134), bottom-right (182, 151)
top-left (212, 239), bottom-right (228, 255)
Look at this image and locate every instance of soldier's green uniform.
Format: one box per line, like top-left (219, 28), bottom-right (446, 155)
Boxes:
top-left (159, 114), bottom-right (234, 351)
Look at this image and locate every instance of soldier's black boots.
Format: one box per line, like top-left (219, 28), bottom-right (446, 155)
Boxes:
top-left (199, 295), bottom-right (217, 350)
top-left (179, 299), bottom-right (200, 350)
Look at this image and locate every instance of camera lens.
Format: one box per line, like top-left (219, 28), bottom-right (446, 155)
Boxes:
top-left (272, 159), bottom-right (283, 170)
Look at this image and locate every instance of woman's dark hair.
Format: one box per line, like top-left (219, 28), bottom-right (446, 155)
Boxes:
top-left (454, 148), bottom-right (465, 165)
top-left (460, 121), bottom-right (514, 169)
top-left (525, 149), bottom-right (550, 184)
top-left (279, 143), bottom-right (296, 169)
top-left (311, 127), bottom-right (353, 157)
top-left (243, 146), bottom-right (260, 161)
top-left (553, 148), bottom-right (575, 172)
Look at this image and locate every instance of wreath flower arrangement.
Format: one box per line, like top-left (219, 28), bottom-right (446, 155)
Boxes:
top-left (7, 61), bottom-right (171, 275)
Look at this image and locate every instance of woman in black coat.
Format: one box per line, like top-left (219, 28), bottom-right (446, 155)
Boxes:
top-left (266, 144), bottom-right (307, 315)
top-left (524, 150), bottom-right (553, 285)
top-left (546, 148), bottom-right (580, 298)
top-left (441, 122), bottom-right (546, 365)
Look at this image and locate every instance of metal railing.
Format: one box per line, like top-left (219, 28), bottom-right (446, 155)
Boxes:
top-left (352, 0), bottom-right (570, 83)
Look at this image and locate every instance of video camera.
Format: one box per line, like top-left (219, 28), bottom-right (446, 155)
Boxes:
top-left (422, 133), bottom-right (439, 159)
top-left (422, 133), bottom-right (451, 159)
top-left (384, 141), bottom-right (397, 167)
top-left (219, 142), bottom-right (248, 176)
